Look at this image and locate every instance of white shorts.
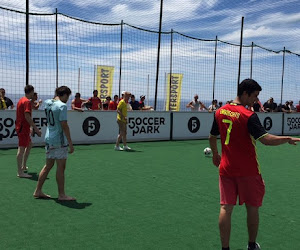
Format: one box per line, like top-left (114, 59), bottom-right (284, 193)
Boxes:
top-left (45, 145), bottom-right (68, 159)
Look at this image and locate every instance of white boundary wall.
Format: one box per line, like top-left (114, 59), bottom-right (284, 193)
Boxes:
top-left (0, 110), bottom-right (295, 148)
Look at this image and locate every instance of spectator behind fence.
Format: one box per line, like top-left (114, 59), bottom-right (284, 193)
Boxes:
top-left (208, 99), bottom-right (218, 112)
top-left (252, 98), bottom-right (265, 112)
top-left (0, 88), bottom-right (14, 109)
top-left (296, 101), bottom-right (300, 112)
top-left (0, 90), bottom-right (7, 109)
top-left (88, 90), bottom-right (102, 110)
top-left (289, 100), bottom-right (297, 112)
top-left (139, 95), bottom-right (153, 111)
top-left (263, 97), bottom-right (277, 112)
top-left (31, 92), bottom-right (42, 110)
top-left (103, 96), bottom-right (111, 110)
top-left (186, 94), bottom-right (207, 111)
top-left (109, 95), bottom-right (119, 110)
top-left (130, 95), bottom-right (141, 110)
top-left (71, 92), bottom-right (87, 112)
top-left (281, 101), bottom-right (291, 113)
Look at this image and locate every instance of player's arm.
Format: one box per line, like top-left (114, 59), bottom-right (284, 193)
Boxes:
top-left (259, 134), bottom-right (300, 146)
top-left (24, 112), bottom-right (41, 136)
top-left (61, 121), bottom-right (74, 153)
top-left (186, 101), bottom-right (193, 108)
top-left (71, 99), bottom-right (84, 112)
top-left (200, 101), bottom-right (208, 110)
top-left (209, 116), bottom-right (221, 167)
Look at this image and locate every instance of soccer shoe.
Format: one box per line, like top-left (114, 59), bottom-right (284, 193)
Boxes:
top-left (247, 242), bottom-right (261, 250)
top-left (123, 145), bottom-right (131, 151)
top-left (114, 146), bottom-right (123, 151)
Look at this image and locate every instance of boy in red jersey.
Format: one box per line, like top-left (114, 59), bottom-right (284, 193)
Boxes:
top-left (16, 85), bottom-right (41, 178)
top-left (88, 90), bottom-right (102, 110)
top-left (109, 95), bottom-right (119, 110)
top-left (209, 79), bottom-right (300, 250)
top-left (71, 92), bottom-right (87, 112)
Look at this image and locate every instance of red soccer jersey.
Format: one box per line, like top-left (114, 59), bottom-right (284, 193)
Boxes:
top-left (296, 105), bottom-right (300, 112)
top-left (15, 97), bottom-right (32, 133)
top-left (74, 99), bottom-right (83, 108)
top-left (89, 97), bottom-right (101, 110)
top-left (211, 103), bottom-right (267, 177)
top-left (109, 101), bottom-right (118, 110)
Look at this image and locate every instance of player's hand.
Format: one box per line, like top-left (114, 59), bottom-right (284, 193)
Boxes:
top-left (288, 137), bottom-right (300, 145)
top-left (69, 144), bottom-right (74, 154)
top-left (212, 153), bottom-right (221, 167)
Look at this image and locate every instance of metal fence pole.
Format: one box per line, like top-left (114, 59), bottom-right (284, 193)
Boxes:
top-left (168, 29), bottom-right (173, 111)
top-left (118, 20), bottom-right (123, 98)
top-left (237, 16), bottom-right (244, 91)
top-left (55, 8), bottom-right (58, 88)
top-left (26, 0), bottom-right (29, 86)
top-left (213, 36), bottom-right (218, 100)
top-left (280, 47), bottom-right (286, 104)
top-left (250, 42), bottom-right (254, 79)
top-left (154, 0), bottom-right (164, 110)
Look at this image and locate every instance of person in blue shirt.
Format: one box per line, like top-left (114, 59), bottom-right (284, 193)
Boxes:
top-left (129, 94), bottom-right (141, 110)
top-left (33, 86), bottom-right (75, 201)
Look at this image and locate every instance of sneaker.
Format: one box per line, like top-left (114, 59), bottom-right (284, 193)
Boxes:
top-left (247, 242), bottom-right (261, 250)
top-left (114, 146), bottom-right (123, 151)
top-left (123, 145), bottom-right (131, 151)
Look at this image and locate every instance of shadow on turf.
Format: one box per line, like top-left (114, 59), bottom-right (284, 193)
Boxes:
top-left (54, 198), bottom-right (92, 209)
top-left (122, 149), bottom-right (143, 153)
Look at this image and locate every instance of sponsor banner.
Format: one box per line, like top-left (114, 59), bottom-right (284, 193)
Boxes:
top-left (172, 112), bottom-right (214, 139)
top-left (127, 112), bottom-right (170, 141)
top-left (165, 73), bottom-right (183, 111)
top-left (256, 113), bottom-right (283, 135)
top-left (96, 65), bottom-right (114, 102)
top-left (283, 113), bottom-right (300, 135)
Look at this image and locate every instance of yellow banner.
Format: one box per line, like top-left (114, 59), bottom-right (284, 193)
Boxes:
top-left (96, 65), bottom-right (114, 101)
top-left (165, 73), bottom-right (183, 111)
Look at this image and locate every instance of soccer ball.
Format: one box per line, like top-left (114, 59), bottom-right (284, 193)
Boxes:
top-left (204, 147), bottom-right (212, 156)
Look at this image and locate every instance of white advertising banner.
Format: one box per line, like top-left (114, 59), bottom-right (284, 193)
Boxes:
top-left (172, 112), bottom-right (214, 140)
top-left (283, 113), bottom-right (300, 135)
top-left (127, 112), bottom-right (170, 141)
top-left (256, 113), bottom-right (283, 135)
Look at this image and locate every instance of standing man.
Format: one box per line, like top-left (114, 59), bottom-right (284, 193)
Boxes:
top-left (0, 88), bottom-right (14, 109)
top-left (186, 94), bottom-right (207, 111)
top-left (109, 95), bottom-right (119, 110)
top-left (88, 90), bottom-right (102, 110)
top-left (115, 91), bottom-right (131, 151)
top-left (209, 79), bottom-right (300, 250)
top-left (16, 85), bottom-right (41, 178)
top-left (33, 86), bottom-right (75, 201)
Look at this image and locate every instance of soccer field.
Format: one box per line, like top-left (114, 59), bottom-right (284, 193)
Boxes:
top-left (1, 140), bottom-right (300, 250)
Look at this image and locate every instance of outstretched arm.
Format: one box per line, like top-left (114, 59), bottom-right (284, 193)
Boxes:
top-left (259, 134), bottom-right (300, 146)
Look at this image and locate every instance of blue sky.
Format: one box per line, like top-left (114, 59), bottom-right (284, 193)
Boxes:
top-left (0, 0), bottom-right (299, 109)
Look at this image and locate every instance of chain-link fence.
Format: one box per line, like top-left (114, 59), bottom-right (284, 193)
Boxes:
top-left (0, 6), bottom-right (299, 110)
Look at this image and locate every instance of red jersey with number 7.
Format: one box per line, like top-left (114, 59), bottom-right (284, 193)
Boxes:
top-left (210, 103), bottom-right (267, 177)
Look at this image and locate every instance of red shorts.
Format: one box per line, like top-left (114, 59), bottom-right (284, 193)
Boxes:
top-left (219, 175), bottom-right (265, 207)
top-left (18, 131), bottom-right (31, 147)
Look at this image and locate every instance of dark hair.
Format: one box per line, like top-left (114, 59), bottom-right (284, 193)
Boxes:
top-left (238, 79), bottom-right (262, 97)
top-left (106, 96), bottom-right (111, 100)
top-left (24, 85), bottom-right (34, 94)
top-left (93, 90), bottom-right (98, 94)
top-left (56, 86), bottom-right (71, 97)
top-left (131, 94), bottom-right (135, 98)
top-left (75, 92), bottom-right (81, 97)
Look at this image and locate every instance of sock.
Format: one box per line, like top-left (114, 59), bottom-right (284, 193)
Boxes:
top-left (248, 242), bottom-right (256, 249)
top-left (222, 248), bottom-right (230, 250)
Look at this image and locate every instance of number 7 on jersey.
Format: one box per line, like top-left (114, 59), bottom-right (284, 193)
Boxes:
top-left (222, 119), bottom-right (233, 145)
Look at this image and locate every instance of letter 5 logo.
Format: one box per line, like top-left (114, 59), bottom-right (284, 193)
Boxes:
top-left (82, 117), bottom-right (100, 136)
top-left (263, 117), bottom-right (272, 131)
top-left (188, 117), bottom-right (200, 133)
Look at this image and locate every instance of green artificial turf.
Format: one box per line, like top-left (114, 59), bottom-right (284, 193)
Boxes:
top-left (0, 140), bottom-right (299, 249)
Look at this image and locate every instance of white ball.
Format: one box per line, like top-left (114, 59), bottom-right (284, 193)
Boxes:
top-left (204, 147), bottom-right (212, 156)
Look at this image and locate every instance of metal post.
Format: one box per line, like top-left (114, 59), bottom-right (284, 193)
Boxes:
top-left (147, 74), bottom-right (149, 106)
top-left (26, 0), bottom-right (29, 86)
top-left (154, 0), bottom-right (164, 110)
top-left (237, 16), bottom-right (244, 92)
top-left (280, 47), bottom-right (286, 105)
top-left (78, 68), bottom-right (80, 93)
top-left (250, 42), bottom-right (254, 79)
top-left (169, 29), bottom-right (173, 111)
top-left (94, 65), bottom-right (97, 90)
top-left (212, 36), bottom-right (218, 100)
top-left (118, 20), bottom-right (124, 98)
top-left (55, 8), bottom-right (59, 88)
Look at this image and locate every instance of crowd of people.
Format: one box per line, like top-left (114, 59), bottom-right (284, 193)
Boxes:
top-left (186, 94), bottom-right (300, 113)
